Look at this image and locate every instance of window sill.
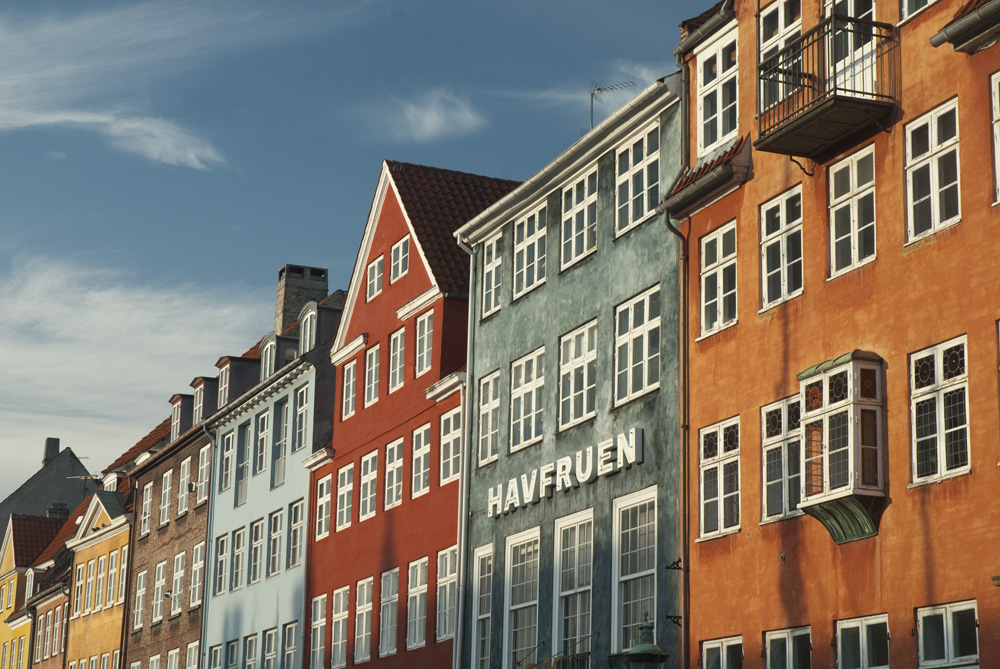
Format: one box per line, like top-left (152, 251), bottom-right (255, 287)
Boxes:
top-left (758, 290), bottom-right (803, 315)
top-left (560, 247), bottom-right (597, 274)
top-left (512, 280), bottom-right (546, 304)
top-left (828, 256), bottom-right (876, 281)
top-left (696, 527), bottom-right (741, 543)
top-left (440, 475), bottom-right (460, 486)
top-left (896, 0), bottom-right (943, 28)
top-left (336, 523), bottom-right (351, 532)
top-left (558, 413), bottom-right (597, 434)
top-left (510, 436), bottom-right (543, 455)
top-left (907, 468), bottom-right (972, 489)
top-left (614, 210), bottom-right (660, 240)
top-left (411, 488), bottom-right (430, 500)
top-left (476, 457), bottom-right (498, 469)
top-left (696, 320), bottom-right (738, 342)
top-left (385, 501), bottom-right (402, 511)
top-left (613, 384), bottom-right (661, 410)
top-left (904, 218), bottom-right (962, 247)
top-left (759, 511), bottom-right (804, 526)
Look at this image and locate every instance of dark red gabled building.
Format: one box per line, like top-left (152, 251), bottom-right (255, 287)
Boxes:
top-left (304, 160), bottom-right (517, 669)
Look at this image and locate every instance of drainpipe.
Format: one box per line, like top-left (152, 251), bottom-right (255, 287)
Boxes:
top-left (929, 0), bottom-right (1000, 47)
top-left (119, 476), bottom-right (139, 669)
top-left (199, 422), bottom-right (217, 669)
top-left (26, 599), bottom-right (37, 669)
top-left (452, 234), bottom-right (476, 669)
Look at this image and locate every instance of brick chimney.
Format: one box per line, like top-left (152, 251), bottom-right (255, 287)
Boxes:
top-left (43, 437), bottom-right (60, 466)
top-left (275, 265), bottom-right (329, 334)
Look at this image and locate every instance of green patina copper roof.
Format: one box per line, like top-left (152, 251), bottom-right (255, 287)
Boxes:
top-left (801, 494), bottom-right (884, 544)
top-left (797, 349), bottom-right (883, 381)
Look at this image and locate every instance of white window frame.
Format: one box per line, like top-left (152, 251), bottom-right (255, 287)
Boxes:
top-left (379, 569), bottom-right (399, 657)
top-left (702, 637), bottom-right (744, 669)
top-left (700, 221), bottom-right (738, 336)
top-left (261, 341), bottom-right (276, 381)
top-left (355, 578), bottom-right (373, 663)
top-left (178, 458), bottom-right (191, 515)
top-left (559, 321), bottom-right (597, 430)
top-left (281, 622), bottom-right (298, 669)
top-left (366, 256), bottom-right (383, 301)
top-left (473, 545), bottom-right (493, 669)
top-left (248, 520), bottom-right (263, 584)
top-left (911, 335), bottom-right (970, 483)
top-left (193, 386), bottom-right (203, 424)
top-left (761, 396), bottom-right (803, 522)
top-left (440, 406), bottom-right (462, 485)
top-left (389, 329), bottom-right (405, 393)
top-left (614, 286), bottom-right (661, 405)
top-left (510, 347), bottom-right (545, 452)
top-left (561, 167), bottom-right (598, 269)
top-left (133, 571), bottom-right (146, 630)
top-left (140, 483), bottom-right (152, 536)
top-left (294, 385), bottom-right (309, 452)
top-left (478, 371), bottom-right (501, 465)
top-left (118, 546), bottom-right (128, 604)
top-left (612, 486), bottom-right (657, 652)
top-left (906, 99), bottom-right (961, 241)
top-left (165, 650), bottom-right (178, 669)
top-left (300, 309), bottom-right (317, 355)
top-left (699, 418), bottom-right (740, 538)
top-left (197, 445), bottom-right (210, 504)
top-left (992, 70), bottom-right (1000, 203)
top-left (902, 0), bottom-right (943, 22)
top-left (170, 552), bottom-right (185, 615)
top-left (829, 144), bottom-right (876, 277)
top-left (759, 0), bottom-right (802, 109)
top-left (415, 311), bottom-right (433, 377)
top-left (482, 233), bottom-right (503, 318)
top-left (85, 560), bottom-right (95, 612)
top-left (159, 470), bottom-right (172, 526)
top-left (359, 452), bottom-right (378, 521)
top-left (310, 594), bottom-right (326, 669)
top-left (837, 613), bottom-right (890, 669)
top-left (760, 186), bottom-right (804, 309)
top-left (765, 627), bottom-right (811, 669)
top-left (262, 629), bottom-right (277, 669)
top-left (436, 546), bottom-right (458, 641)
top-left (171, 403), bottom-right (181, 442)
top-left (316, 474), bottom-right (332, 539)
top-left (95, 556), bottom-right (106, 609)
top-left (553, 509), bottom-right (593, 660)
top-left (218, 366), bottom-right (229, 407)
top-left (918, 600), bottom-right (978, 668)
top-left (412, 424), bottom-right (431, 498)
top-left (695, 26), bottom-right (739, 156)
top-left (503, 529), bottom-right (539, 669)
top-left (219, 432), bottom-right (234, 492)
top-left (267, 510), bottom-right (283, 577)
top-left (615, 123), bottom-right (660, 235)
top-left (336, 464), bottom-right (354, 531)
top-left (385, 438), bottom-right (404, 510)
top-left (213, 536), bottom-right (228, 597)
top-left (331, 586), bottom-right (349, 669)
top-left (513, 204), bottom-right (547, 298)
top-left (391, 236), bottom-right (409, 282)
top-left (288, 499), bottom-right (304, 568)
top-left (342, 360), bottom-right (356, 419)
top-left (254, 411), bottom-right (269, 476)
top-left (190, 542), bottom-right (204, 607)
top-left (406, 557), bottom-right (428, 650)
top-left (186, 642), bottom-right (199, 669)
top-left (365, 346), bottom-right (380, 408)
top-left (231, 529), bottom-right (245, 591)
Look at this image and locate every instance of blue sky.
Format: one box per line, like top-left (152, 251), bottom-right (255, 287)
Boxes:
top-left (0, 0), bottom-right (694, 494)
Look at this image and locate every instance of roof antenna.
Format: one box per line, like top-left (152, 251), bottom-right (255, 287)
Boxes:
top-left (590, 81), bottom-right (635, 129)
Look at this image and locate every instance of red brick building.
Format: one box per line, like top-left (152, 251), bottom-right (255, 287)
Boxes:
top-left (304, 161), bottom-right (517, 668)
top-left (665, 1), bottom-right (1000, 667)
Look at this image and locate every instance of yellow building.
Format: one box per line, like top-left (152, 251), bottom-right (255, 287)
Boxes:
top-left (64, 491), bottom-right (131, 669)
top-left (0, 514), bottom-right (65, 669)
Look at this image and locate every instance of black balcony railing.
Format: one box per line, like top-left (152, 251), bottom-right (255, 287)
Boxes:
top-left (552, 653), bottom-right (591, 669)
top-left (756, 14), bottom-right (898, 158)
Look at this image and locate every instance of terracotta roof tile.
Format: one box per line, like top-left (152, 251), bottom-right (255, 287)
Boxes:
top-left (32, 497), bottom-right (89, 567)
top-left (102, 417), bottom-right (171, 474)
top-left (386, 161), bottom-right (520, 294)
top-left (241, 339), bottom-right (262, 360)
top-left (669, 135), bottom-right (747, 196)
top-left (681, 0), bottom-right (728, 34)
top-left (9, 515), bottom-right (65, 568)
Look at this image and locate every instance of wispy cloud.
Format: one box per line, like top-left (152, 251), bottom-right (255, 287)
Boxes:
top-left (0, 1), bottom-right (371, 169)
top-left (0, 253), bottom-right (272, 491)
top-left (371, 88), bottom-right (487, 142)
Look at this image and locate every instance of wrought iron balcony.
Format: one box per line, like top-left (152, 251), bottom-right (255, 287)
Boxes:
top-left (755, 14), bottom-right (899, 160)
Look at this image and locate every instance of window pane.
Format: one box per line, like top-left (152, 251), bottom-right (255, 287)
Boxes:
top-left (921, 612), bottom-right (946, 662)
top-left (866, 621), bottom-right (889, 667)
top-left (952, 607), bottom-right (978, 658)
top-left (840, 627), bottom-right (861, 669)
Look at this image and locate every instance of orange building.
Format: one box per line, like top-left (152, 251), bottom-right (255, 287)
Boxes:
top-left (664, 0), bottom-right (1000, 667)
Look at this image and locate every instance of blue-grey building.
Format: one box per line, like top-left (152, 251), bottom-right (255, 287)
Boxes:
top-left (201, 266), bottom-right (342, 669)
top-left (454, 75), bottom-right (684, 669)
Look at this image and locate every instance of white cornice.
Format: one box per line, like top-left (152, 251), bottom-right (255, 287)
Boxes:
top-left (302, 446), bottom-right (335, 472)
top-left (396, 287), bottom-right (441, 321)
top-left (424, 372), bottom-right (465, 402)
top-left (330, 334), bottom-right (367, 366)
top-left (209, 360), bottom-right (312, 428)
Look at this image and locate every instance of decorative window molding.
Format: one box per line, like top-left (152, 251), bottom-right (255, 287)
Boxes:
top-left (412, 424), bottom-right (431, 498)
top-left (760, 186), bottom-right (803, 309)
top-left (695, 26), bottom-right (738, 156)
top-left (513, 204), bottom-right (547, 299)
top-left (829, 145), bottom-right (876, 277)
top-left (906, 99), bottom-right (960, 241)
top-left (911, 336), bottom-right (969, 483)
top-left (366, 256), bottom-right (384, 301)
top-left (837, 613), bottom-right (889, 669)
top-left (482, 233), bottom-right (504, 318)
top-left (391, 236), bottom-right (409, 282)
top-left (553, 509), bottom-right (593, 659)
top-left (559, 321), bottom-right (597, 430)
top-left (614, 286), bottom-right (661, 405)
top-left (917, 600), bottom-right (978, 667)
top-left (510, 347), bottom-right (545, 452)
top-left (761, 396), bottom-right (802, 522)
top-left (616, 123), bottom-right (661, 235)
top-left (478, 371), bottom-right (501, 465)
top-left (700, 221), bottom-right (737, 335)
top-left (699, 418), bottom-right (740, 538)
top-left (612, 487), bottom-right (656, 652)
top-left (561, 168), bottom-right (598, 268)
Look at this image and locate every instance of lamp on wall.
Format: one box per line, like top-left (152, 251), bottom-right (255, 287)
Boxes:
top-left (625, 613), bottom-right (668, 668)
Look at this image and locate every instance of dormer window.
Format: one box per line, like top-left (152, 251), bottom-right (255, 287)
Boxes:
top-left (193, 386), bottom-right (204, 424)
top-left (261, 341), bottom-right (276, 381)
top-left (25, 570), bottom-right (33, 599)
top-left (799, 353), bottom-right (884, 507)
top-left (171, 402), bottom-right (181, 442)
top-left (218, 366), bottom-right (230, 407)
top-left (299, 310), bottom-right (317, 356)
top-left (391, 237), bottom-right (409, 282)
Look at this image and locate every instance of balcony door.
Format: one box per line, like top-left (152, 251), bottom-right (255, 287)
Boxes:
top-left (829, 0), bottom-right (876, 97)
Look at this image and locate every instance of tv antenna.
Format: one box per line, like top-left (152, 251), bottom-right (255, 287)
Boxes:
top-left (590, 80), bottom-right (635, 129)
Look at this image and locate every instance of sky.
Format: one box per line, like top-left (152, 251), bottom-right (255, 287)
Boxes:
top-left (0, 0), bottom-right (696, 497)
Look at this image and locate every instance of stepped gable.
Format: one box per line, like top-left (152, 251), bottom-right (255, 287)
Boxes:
top-left (9, 515), bottom-right (65, 567)
top-left (387, 160), bottom-right (520, 295)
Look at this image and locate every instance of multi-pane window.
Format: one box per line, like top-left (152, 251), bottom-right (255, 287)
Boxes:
top-left (218, 366), bottom-right (229, 407)
top-left (355, 578), bottom-right (373, 663)
top-left (993, 71), bottom-right (1000, 202)
top-left (800, 356), bottom-right (884, 504)
top-left (249, 520), bottom-right (263, 584)
top-left (700, 221), bottom-right (737, 335)
top-left (615, 489), bottom-right (656, 652)
top-left (74, 565), bottom-right (83, 615)
top-left (300, 310), bottom-right (317, 355)
top-left (482, 233), bottom-right (503, 318)
top-left (700, 418), bottom-right (740, 537)
top-left (336, 465), bottom-right (354, 530)
top-left (903, 0), bottom-right (941, 21)
top-left (616, 124), bottom-right (660, 235)
top-left (765, 627), bottom-right (811, 669)
top-left (906, 99), bottom-right (960, 240)
top-left (267, 510), bottom-right (283, 577)
top-left (166, 650), bottom-right (178, 669)
top-left (262, 629), bottom-right (277, 669)
top-left (272, 401), bottom-right (288, 488)
top-left (759, 0), bottom-right (801, 108)
top-left (133, 571), bottom-right (145, 629)
top-left (415, 311), bottom-right (433, 377)
top-left (407, 558), bottom-right (428, 650)
top-left (235, 424), bottom-right (251, 505)
top-left (440, 407), bottom-right (462, 485)
top-left (294, 386), bottom-right (309, 452)
top-left (140, 484), bottom-right (152, 535)
top-left (171, 402), bottom-right (181, 442)
top-left (220, 432), bottom-right (234, 492)
top-left (331, 587), bottom-right (349, 669)
top-left (85, 560), bottom-right (95, 612)
top-left (197, 445), bottom-right (211, 503)
top-left (513, 205), bottom-right (547, 298)
top-left (231, 529), bottom-right (245, 590)
top-left (288, 500), bottom-right (304, 568)
top-left (479, 371), bottom-right (501, 465)
top-left (561, 168), bottom-right (598, 268)
top-left (193, 386), bottom-right (203, 425)
top-left (703, 637), bottom-right (744, 669)
top-left (391, 236), bottom-right (409, 282)
top-left (365, 346), bottom-right (380, 407)
top-left (837, 614), bottom-right (889, 669)
top-left (389, 329), bottom-right (405, 393)
top-left (762, 397), bottom-right (802, 521)
top-left (615, 286), bottom-right (661, 405)
top-left (474, 547), bottom-right (493, 669)
top-left (830, 145), bottom-right (876, 276)
top-left (95, 556), bottom-right (106, 609)
top-left (918, 600), bottom-right (979, 667)
top-left (511, 347), bottom-right (545, 451)
top-left (255, 412), bottom-right (269, 475)
top-left (178, 458), bottom-right (191, 515)
top-left (379, 569), bottom-right (399, 657)
top-left (310, 595), bottom-right (326, 669)
top-left (187, 642), bottom-right (200, 669)
top-left (555, 511), bottom-right (593, 659)
top-left (366, 256), bottom-right (383, 300)
top-left (190, 543), bottom-right (204, 606)
top-left (559, 321), bottom-right (597, 430)
top-left (436, 547), bottom-right (458, 641)
top-left (225, 642), bottom-right (237, 669)
top-left (697, 28), bottom-right (738, 155)
top-left (261, 341), bottom-right (276, 381)
top-left (214, 536), bottom-right (228, 596)
top-left (160, 470), bottom-right (172, 525)
top-left (506, 532), bottom-right (539, 668)
top-left (412, 424), bottom-right (431, 498)
top-left (171, 553), bottom-right (185, 614)
top-left (911, 337), bottom-right (969, 482)
top-left (342, 360), bottom-right (356, 419)
top-left (360, 452), bottom-right (378, 521)
top-left (760, 186), bottom-right (803, 308)
top-left (282, 623), bottom-right (298, 669)
top-left (316, 475), bottom-right (332, 539)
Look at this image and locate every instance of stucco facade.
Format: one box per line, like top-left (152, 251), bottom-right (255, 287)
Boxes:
top-left (456, 76), bottom-right (684, 669)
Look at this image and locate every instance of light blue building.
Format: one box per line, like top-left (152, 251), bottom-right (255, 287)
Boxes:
top-left (201, 266), bottom-right (342, 669)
